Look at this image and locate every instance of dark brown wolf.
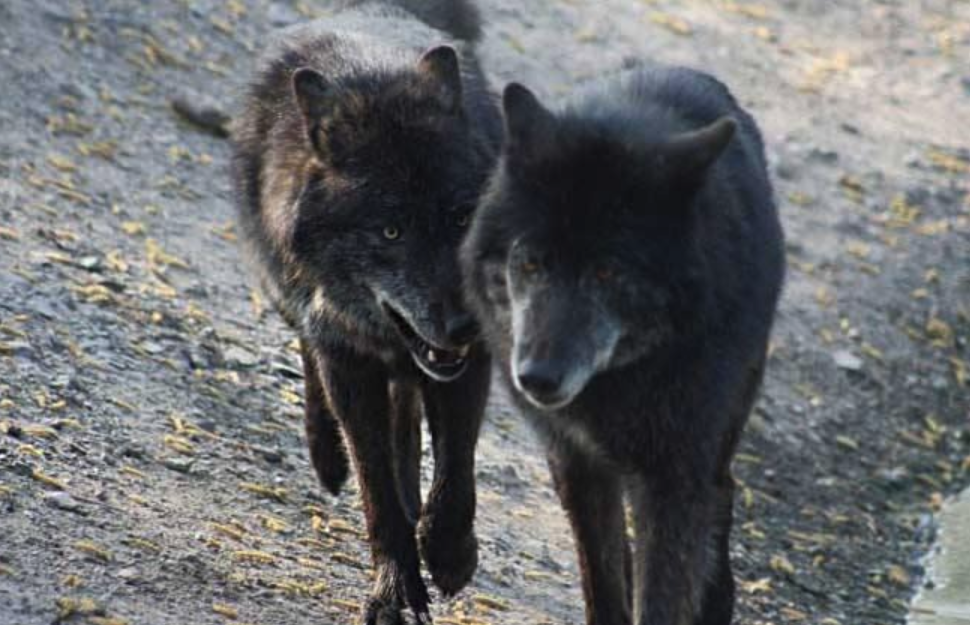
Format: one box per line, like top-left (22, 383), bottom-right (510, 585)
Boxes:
top-left (462, 65), bottom-right (785, 625)
top-left (231, 1), bottom-right (500, 622)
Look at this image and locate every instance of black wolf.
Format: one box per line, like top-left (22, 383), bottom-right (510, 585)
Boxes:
top-left (231, 1), bottom-right (500, 622)
top-left (461, 66), bottom-right (785, 625)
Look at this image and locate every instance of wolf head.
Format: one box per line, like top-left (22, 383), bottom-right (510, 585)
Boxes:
top-left (290, 46), bottom-right (490, 381)
top-left (462, 83), bottom-right (736, 408)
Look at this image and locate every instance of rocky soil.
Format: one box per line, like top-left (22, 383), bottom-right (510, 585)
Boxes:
top-left (1, 1), bottom-right (968, 624)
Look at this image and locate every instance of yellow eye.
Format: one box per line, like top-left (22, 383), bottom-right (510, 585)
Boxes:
top-left (522, 260), bottom-right (539, 274)
top-left (596, 267), bottom-right (613, 281)
top-left (383, 225), bottom-right (400, 240)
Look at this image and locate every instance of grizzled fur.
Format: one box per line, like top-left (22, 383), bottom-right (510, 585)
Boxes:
top-left (231, 1), bottom-right (499, 623)
top-left (461, 65), bottom-right (785, 625)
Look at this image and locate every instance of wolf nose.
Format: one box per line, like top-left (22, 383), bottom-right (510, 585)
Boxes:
top-left (515, 360), bottom-right (564, 398)
top-left (445, 313), bottom-right (479, 346)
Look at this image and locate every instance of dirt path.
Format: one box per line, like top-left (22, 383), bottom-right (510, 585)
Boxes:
top-left (1, 1), bottom-right (967, 624)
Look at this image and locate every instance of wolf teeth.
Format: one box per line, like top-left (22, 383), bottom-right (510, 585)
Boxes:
top-left (457, 345), bottom-right (470, 357)
top-left (427, 349), bottom-right (437, 363)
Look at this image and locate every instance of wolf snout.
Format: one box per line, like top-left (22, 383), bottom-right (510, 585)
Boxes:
top-left (514, 358), bottom-right (574, 409)
top-left (445, 312), bottom-right (479, 346)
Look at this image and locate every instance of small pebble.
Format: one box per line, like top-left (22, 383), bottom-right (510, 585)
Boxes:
top-left (44, 492), bottom-right (83, 513)
top-left (833, 350), bottom-right (863, 371)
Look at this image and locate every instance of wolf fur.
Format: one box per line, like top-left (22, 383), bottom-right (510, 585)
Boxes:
top-left (231, 1), bottom-right (499, 622)
top-left (461, 65), bottom-right (785, 625)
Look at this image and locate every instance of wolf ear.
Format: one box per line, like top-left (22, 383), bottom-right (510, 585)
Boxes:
top-left (660, 117), bottom-right (737, 178)
top-left (502, 82), bottom-right (557, 160)
top-left (292, 67), bottom-right (338, 149)
top-left (417, 45), bottom-right (463, 113)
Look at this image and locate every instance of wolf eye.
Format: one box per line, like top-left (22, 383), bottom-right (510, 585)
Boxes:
top-left (453, 203), bottom-right (475, 227)
top-left (596, 267), bottom-right (614, 281)
top-left (383, 225), bottom-right (401, 240)
top-left (522, 259), bottom-right (539, 274)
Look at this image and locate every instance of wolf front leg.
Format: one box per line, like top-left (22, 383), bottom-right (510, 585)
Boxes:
top-left (629, 470), bottom-right (722, 625)
top-left (313, 346), bottom-right (431, 625)
top-left (418, 347), bottom-right (490, 597)
top-left (301, 338), bottom-right (350, 495)
top-left (389, 380), bottom-right (423, 523)
top-left (694, 474), bottom-right (736, 625)
top-left (548, 445), bottom-right (632, 625)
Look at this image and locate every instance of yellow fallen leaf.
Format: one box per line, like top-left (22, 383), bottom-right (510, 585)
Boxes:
top-left (22, 424), bottom-right (58, 439)
top-left (473, 594), bottom-right (511, 611)
top-left (332, 599), bottom-right (362, 612)
top-left (770, 554), bottom-right (795, 575)
top-left (121, 221), bottom-right (146, 236)
top-left (915, 219), bottom-right (949, 236)
top-left (120, 466), bottom-right (145, 479)
top-left (233, 550), bottom-right (277, 565)
top-left (649, 12), bottom-right (691, 35)
top-left (721, 1), bottom-right (769, 19)
top-left (163, 434), bottom-right (195, 455)
top-left (88, 617), bottom-right (128, 625)
top-left (32, 469), bottom-right (67, 490)
top-left (74, 540), bottom-right (112, 562)
top-left (123, 537), bottom-right (162, 553)
top-left (17, 444), bottom-right (43, 457)
top-left (887, 564), bottom-right (910, 586)
top-left (55, 597), bottom-right (101, 618)
top-left (61, 574), bottom-right (83, 588)
top-left (332, 553), bottom-right (366, 569)
top-left (740, 577), bottom-right (773, 594)
top-left (950, 358), bottom-right (967, 387)
top-left (926, 149), bottom-right (969, 174)
top-left (239, 482), bottom-right (287, 503)
top-left (212, 523), bottom-right (247, 542)
top-left (258, 514), bottom-right (289, 533)
top-left (926, 317), bottom-right (954, 347)
top-left (146, 238), bottom-right (189, 269)
top-left (47, 154), bottom-right (78, 173)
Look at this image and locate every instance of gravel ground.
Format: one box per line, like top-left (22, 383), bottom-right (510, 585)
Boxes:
top-left (1, 1), bottom-right (968, 624)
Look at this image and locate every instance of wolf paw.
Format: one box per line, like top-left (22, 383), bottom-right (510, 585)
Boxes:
top-left (308, 433), bottom-right (350, 496)
top-left (418, 512), bottom-right (478, 597)
top-left (361, 555), bottom-right (432, 625)
top-left (314, 451), bottom-right (350, 496)
top-left (361, 598), bottom-right (407, 625)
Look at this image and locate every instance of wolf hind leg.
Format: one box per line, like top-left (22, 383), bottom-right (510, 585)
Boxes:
top-left (695, 354), bottom-right (766, 625)
top-left (301, 338), bottom-right (350, 495)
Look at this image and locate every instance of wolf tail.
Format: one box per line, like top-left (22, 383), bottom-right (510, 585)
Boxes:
top-left (337, 0), bottom-right (483, 43)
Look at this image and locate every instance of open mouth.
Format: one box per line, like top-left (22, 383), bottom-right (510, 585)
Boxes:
top-left (382, 304), bottom-right (470, 382)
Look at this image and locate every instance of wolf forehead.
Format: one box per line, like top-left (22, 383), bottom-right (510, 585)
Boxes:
top-left (486, 137), bottom-right (681, 237)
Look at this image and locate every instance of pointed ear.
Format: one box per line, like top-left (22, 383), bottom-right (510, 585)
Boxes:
top-left (502, 82), bottom-right (557, 160)
top-left (292, 67), bottom-right (337, 147)
top-left (661, 117), bottom-right (737, 177)
top-left (417, 45), bottom-right (462, 113)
